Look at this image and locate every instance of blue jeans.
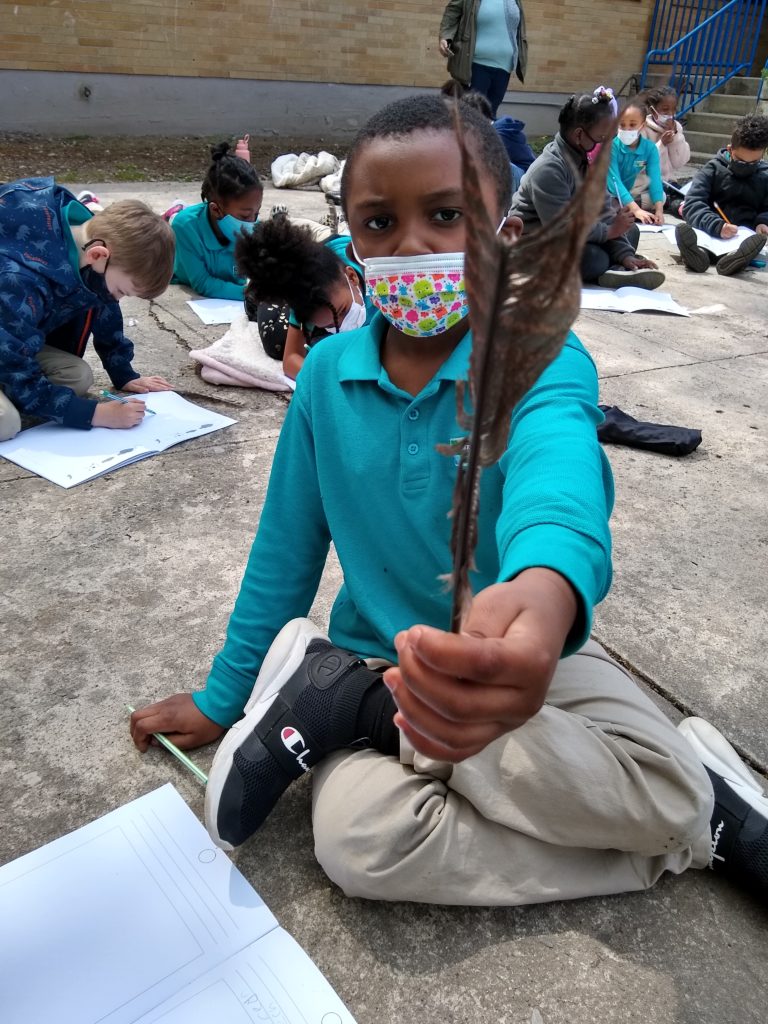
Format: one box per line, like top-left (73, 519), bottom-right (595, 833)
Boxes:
top-left (469, 63), bottom-right (511, 118)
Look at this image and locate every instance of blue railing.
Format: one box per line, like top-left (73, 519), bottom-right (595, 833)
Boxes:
top-left (640, 0), bottom-right (768, 115)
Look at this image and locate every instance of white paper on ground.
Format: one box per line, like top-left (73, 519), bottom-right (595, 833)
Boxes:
top-left (0, 784), bottom-right (356, 1024)
top-left (637, 224), bottom-right (667, 233)
top-left (581, 287), bottom-right (690, 316)
top-left (662, 223), bottom-right (757, 257)
top-left (0, 391), bottom-right (237, 488)
top-left (187, 298), bottom-right (246, 325)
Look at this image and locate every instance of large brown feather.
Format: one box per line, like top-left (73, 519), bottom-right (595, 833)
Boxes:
top-left (440, 109), bottom-right (614, 631)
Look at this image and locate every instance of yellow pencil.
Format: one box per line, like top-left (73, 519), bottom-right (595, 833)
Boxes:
top-left (714, 202), bottom-right (733, 225)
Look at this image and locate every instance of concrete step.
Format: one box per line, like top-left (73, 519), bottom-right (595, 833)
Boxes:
top-left (685, 110), bottom-right (743, 133)
top-left (723, 76), bottom-right (762, 96)
top-left (688, 149), bottom-right (716, 165)
top-left (685, 128), bottom-right (730, 156)
top-left (705, 93), bottom-right (759, 115)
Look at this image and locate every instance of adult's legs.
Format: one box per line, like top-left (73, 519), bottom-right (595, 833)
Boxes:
top-left (469, 63), bottom-right (512, 118)
top-left (581, 243), bottom-right (612, 282)
top-left (313, 639), bottom-right (713, 906)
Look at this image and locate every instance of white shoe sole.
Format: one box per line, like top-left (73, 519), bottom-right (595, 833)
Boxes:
top-left (204, 617), bottom-right (328, 850)
top-left (678, 717), bottom-right (768, 817)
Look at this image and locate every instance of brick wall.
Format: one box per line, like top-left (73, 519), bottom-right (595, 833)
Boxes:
top-left (0, 0), bottom-right (653, 95)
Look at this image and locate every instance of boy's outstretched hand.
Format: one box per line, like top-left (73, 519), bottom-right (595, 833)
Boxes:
top-left (130, 694), bottom-right (225, 752)
top-left (383, 568), bottom-right (578, 763)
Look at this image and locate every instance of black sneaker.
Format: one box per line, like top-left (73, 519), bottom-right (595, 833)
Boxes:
top-left (204, 618), bottom-right (378, 850)
top-left (716, 233), bottom-right (767, 276)
top-left (675, 223), bottom-right (711, 273)
top-left (678, 717), bottom-right (768, 900)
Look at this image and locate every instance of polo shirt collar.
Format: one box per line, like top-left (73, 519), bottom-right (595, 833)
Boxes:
top-left (337, 312), bottom-right (473, 386)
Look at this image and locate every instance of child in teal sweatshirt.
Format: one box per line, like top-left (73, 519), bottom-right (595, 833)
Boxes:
top-left (170, 142), bottom-right (263, 300)
top-left (609, 99), bottom-right (665, 225)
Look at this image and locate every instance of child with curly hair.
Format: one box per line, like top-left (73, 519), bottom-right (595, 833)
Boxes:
top-left (675, 113), bottom-right (768, 276)
top-left (236, 218), bottom-right (374, 378)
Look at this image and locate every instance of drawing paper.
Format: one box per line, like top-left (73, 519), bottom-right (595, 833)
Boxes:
top-left (0, 784), bottom-right (356, 1024)
top-left (0, 391), bottom-right (237, 487)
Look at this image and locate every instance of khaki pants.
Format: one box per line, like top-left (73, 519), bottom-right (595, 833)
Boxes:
top-left (0, 346), bottom-right (93, 440)
top-left (312, 640), bottom-right (713, 906)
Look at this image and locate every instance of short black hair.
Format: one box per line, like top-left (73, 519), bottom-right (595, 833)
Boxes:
top-left (235, 217), bottom-right (348, 332)
top-left (731, 113), bottom-right (768, 150)
top-left (340, 94), bottom-right (512, 212)
top-left (558, 93), bottom-right (614, 134)
top-left (641, 85), bottom-right (677, 109)
top-left (620, 98), bottom-right (647, 119)
top-left (201, 141), bottom-right (262, 204)
top-left (458, 90), bottom-right (494, 121)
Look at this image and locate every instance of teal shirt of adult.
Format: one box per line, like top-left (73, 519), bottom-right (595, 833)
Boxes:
top-left (193, 314), bottom-right (614, 727)
top-left (609, 136), bottom-right (664, 206)
top-left (440, 0), bottom-right (528, 88)
top-left (171, 202), bottom-right (246, 300)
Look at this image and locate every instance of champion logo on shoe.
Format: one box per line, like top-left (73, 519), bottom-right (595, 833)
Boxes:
top-left (280, 726), bottom-right (312, 772)
top-left (710, 818), bottom-right (726, 869)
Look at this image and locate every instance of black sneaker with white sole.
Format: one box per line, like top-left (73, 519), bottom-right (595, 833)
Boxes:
top-left (596, 267), bottom-right (666, 290)
top-left (675, 223), bottom-right (711, 273)
top-left (716, 232), bottom-right (767, 276)
top-left (678, 717), bottom-right (768, 901)
top-left (205, 618), bottom-right (385, 850)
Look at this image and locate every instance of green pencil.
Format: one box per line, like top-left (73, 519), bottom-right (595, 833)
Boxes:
top-left (126, 704), bottom-right (208, 785)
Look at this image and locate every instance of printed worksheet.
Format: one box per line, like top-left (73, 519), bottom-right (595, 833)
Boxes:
top-left (580, 287), bottom-right (689, 316)
top-left (187, 298), bottom-right (246, 325)
top-left (662, 223), bottom-right (757, 257)
top-left (0, 785), bottom-right (356, 1024)
top-left (0, 391), bottom-right (237, 487)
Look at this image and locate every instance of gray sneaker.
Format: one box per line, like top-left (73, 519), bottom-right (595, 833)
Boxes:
top-left (597, 267), bottom-right (666, 290)
top-left (716, 233), bottom-right (767, 276)
top-left (675, 223), bottom-right (710, 273)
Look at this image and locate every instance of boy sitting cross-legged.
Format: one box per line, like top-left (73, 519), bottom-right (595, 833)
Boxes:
top-left (676, 114), bottom-right (768, 276)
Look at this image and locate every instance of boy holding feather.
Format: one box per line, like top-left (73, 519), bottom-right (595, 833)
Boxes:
top-left (131, 96), bottom-right (767, 907)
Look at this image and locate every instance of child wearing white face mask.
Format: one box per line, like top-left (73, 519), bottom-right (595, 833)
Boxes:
top-left (168, 142), bottom-right (263, 301)
top-left (609, 100), bottom-right (665, 225)
top-left (640, 86), bottom-right (690, 185)
top-left (235, 217), bottom-right (373, 379)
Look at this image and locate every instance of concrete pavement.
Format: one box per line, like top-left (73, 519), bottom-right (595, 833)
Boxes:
top-left (1, 182), bottom-right (766, 1024)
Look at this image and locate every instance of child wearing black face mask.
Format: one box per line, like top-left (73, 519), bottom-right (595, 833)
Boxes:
top-left (676, 113), bottom-right (768, 275)
top-left (0, 180), bottom-right (175, 441)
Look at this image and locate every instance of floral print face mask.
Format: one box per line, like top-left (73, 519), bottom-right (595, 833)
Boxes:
top-left (361, 252), bottom-right (467, 337)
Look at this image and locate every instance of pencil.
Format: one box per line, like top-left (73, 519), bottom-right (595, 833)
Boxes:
top-left (126, 704), bottom-right (209, 785)
top-left (714, 203), bottom-right (733, 225)
top-left (100, 389), bottom-right (156, 415)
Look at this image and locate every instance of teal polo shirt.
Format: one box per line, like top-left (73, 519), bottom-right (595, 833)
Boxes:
top-left (171, 202), bottom-right (245, 300)
top-left (194, 313), bottom-right (614, 727)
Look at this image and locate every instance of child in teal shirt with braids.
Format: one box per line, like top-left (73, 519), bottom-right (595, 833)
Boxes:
top-left (609, 99), bottom-right (665, 225)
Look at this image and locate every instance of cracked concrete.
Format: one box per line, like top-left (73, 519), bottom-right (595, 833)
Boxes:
top-left (1, 182), bottom-right (767, 1024)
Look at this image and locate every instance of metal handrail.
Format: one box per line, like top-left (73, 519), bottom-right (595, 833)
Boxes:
top-left (640, 0), bottom-right (767, 115)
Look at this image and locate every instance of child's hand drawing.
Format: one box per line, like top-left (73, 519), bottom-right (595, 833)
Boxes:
top-left (383, 569), bottom-right (578, 763)
top-left (130, 693), bottom-right (225, 752)
top-left (92, 398), bottom-right (146, 429)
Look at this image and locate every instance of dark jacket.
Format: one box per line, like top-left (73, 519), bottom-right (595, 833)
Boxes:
top-left (0, 178), bottom-right (138, 429)
top-left (684, 149), bottom-right (768, 236)
top-left (509, 134), bottom-right (635, 261)
top-left (440, 0), bottom-right (528, 87)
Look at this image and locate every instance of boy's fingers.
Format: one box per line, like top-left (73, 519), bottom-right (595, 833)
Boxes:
top-left (400, 625), bottom-right (522, 687)
top-left (395, 713), bottom-right (495, 763)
